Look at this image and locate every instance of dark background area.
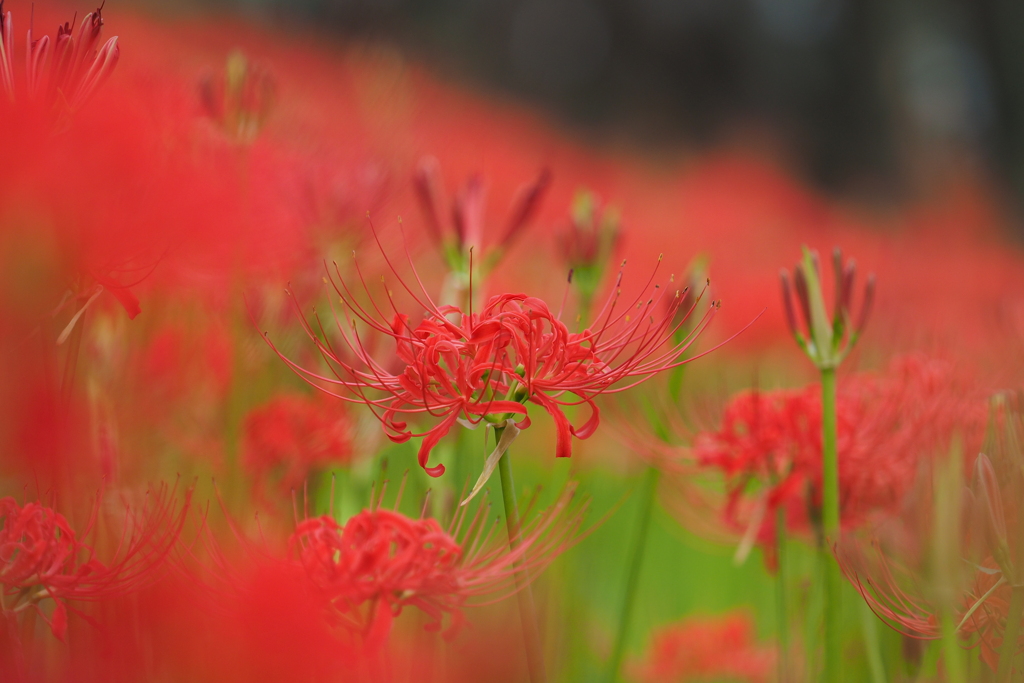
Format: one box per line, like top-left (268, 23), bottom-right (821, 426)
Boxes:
top-left (217, 0), bottom-right (1024, 223)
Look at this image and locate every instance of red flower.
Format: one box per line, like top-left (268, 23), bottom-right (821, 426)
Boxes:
top-left (691, 355), bottom-right (979, 563)
top-left (264, 239), bottom-right (720, 477)
top-left (242, 394), bottom-right (355, 498)
top-left (0, 481), bottom-right (192, 641)
top-left (288, 483), bottom-right (584, 645)
top-left (0, 2), bottom-right (120, 113)
top-left (201, 481), bottom-right (587, 648)
top-left (627, 611), bottom-right (776, 683)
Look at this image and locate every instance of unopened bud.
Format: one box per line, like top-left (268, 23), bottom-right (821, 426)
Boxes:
top-left (413, 156), bottom-right (445, 247)
top-left (792, 266), bottom-right (812, 332)
top-left (499, 166), bottom-right (551, 250)
top-left (780, 269), bottom-right (798, 337)
top-left (855, 273), bottom-right (876, 334)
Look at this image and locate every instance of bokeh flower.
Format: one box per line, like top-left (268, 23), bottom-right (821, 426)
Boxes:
top-left (627, 611), bottom-right (776, 683)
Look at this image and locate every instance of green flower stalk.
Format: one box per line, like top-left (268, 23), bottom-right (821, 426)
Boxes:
top-left (779, 246), bottom-right (875, 683)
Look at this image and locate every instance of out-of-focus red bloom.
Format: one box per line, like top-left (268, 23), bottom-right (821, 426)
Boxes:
top-left (627, 611), bottom-right (776, 683)
top-left (266, 240), bottom-right (718, 477)
top-left (0, 482), bottom-right (191, 641)
top-left (693, 355), bottom-right (981, 564)
top-left (835, 395), bottom-right (1024, 673)
top-left (242, 393), bottom-right (354, 498)
top-left (290, 510), bottom-right (464, 644)
top-left (0, 2), bottom-right (120, 114)
top-left (201, 481), bottom-right (586, 650)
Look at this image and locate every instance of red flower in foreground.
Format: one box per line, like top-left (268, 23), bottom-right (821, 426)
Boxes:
top-left (691, 355), bottom-right (979, 564)
top-left (242, 394), bottom-right (354, 498)
top-left (290, 483), bottom-right (584, 645)
top-left (265, 236), bottom-right (721, 477)
top-left (204, 482), bottom-right (586, 648)
top-left (627, 611), bottom-right (776, 683)
top-left (0, 482), bottom-right (191, 641)
top-left (836, 401), bottom-right (1021, 674)
top-left (0, 2), bottom-right (119, 113)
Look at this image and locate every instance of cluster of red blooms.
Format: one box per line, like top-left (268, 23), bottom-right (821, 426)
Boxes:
top-left (0, 484), bottom-right (190, 644)
top-left (199, 482), bottom-right (586, 651)
top-left (242, 394), bottom-right (354, 498)
top-left (269, 248), bottom-right (720, 478)
top-left (692, 355), bottom-right (979, 563)
top-left (627, 611), bottom-right (775, 683)
top-left (834, 396), bottom-right (1023, 674)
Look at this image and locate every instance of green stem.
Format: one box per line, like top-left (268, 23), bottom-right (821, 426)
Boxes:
top-left (821, 367), bottom-right (842, 683)
top-left (940, 604), bottom-right (965, 683)
top-left (496, 434), bottom-right (546, 683)
top-left (777, 505), bottom-right (789, 683)
top-left (605, 466), bottom-right (660, 683)
top-left (861, 600), bottom-right (888, 683)
top-left (997, 586), bottom-right (1024, 683)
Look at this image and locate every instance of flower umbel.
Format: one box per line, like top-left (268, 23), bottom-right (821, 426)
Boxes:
top-left (780, 246), bottom-right (875, 370)
top-left (0, 482), bottom-right (192, 641)
top-left (264, 232), bottom-right (719, 478)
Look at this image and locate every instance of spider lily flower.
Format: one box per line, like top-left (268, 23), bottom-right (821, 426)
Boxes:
top-left (0, 3), bottom-right (120, 113)
top-left (289, 482), bottom-right (585, 647)
top-left (627, 611), bottom-right (776, 683)
top-left (413, 157), bottom-right (551, 290)
top-left (199, 50), bottom-right (276, 143)
top-left (201, 479), bottom-right (587, 649)
top-left (262, 233), bottom-right (720, 479)
top-left (242, 393), bottom-right (355, 501)
top-left (556, 189), bottom-right (622, 319)
top-left (0, 481), bottom-right (192, 641)
top-left (780, 246), bottom-right (875, 370)
top-left (834, 394), bottom-right (1024, 674)
top-left (691, 355), bottom-right (979, 566)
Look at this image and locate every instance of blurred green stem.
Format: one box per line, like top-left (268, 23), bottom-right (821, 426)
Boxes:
top-left (861, 600), bottom-right (887, 683)
top-left (940, 606), bottom-right (965, 683)
top-left (496, 430), bottom-right (546, 683)
top-left (821, 367), bottom-right (842, 683)
top-left (997, 586), bottom-right (1024, 683)
top-left (606, 465), bottom-right (660, 683)
top-left (777, 506), bottom-right (789, 683)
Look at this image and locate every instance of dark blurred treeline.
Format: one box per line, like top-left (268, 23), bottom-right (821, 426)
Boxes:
top-left (206, 0), bottom-right (1024, 221)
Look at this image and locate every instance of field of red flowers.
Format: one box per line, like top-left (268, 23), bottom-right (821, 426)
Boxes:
top-left (3, 3), bottom-right (1024, 682)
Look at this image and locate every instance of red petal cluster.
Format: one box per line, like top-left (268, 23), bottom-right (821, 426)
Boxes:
top-left (242, 394), bottom-right (354, 497)
top-left (290, 510), bottom-right (465, 643)
top-left (0, 483), bottom-right (191, 641)
top-left (695, 355), bottom-right (980, 557)
top-left (627, 611), bottom-right (776, 683)
top-left (269, 248), bottom-right (718, 476)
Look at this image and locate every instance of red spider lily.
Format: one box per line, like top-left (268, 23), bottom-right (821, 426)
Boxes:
top-left (834, 396), bottom-right (1024, 673)
top-left (0, 481), bottom-right (192, 641)
top-left (242, 393), bottom-right (355, 499)
top-left (0, 2), bottom-right (119, 113)
top-left (262, 232), bottom-right (720, 477)
top-left (627, 611), bottom-right (776, 683)
top-left (197, 479), bottom-right (587, 649)
top-left (690, 355), bottom-right (981, 565)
